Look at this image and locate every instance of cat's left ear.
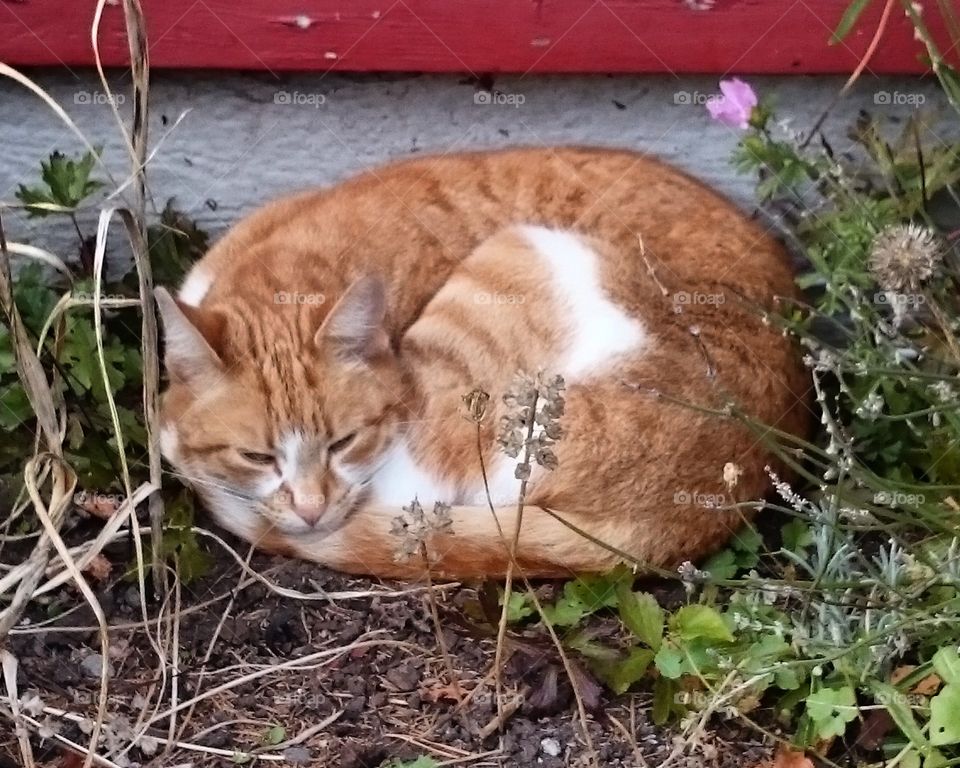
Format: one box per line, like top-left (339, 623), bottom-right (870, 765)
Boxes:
top-left (315, 276), bottom-right (389, 360)
top-left (155, 287), bottom-right (226, 386)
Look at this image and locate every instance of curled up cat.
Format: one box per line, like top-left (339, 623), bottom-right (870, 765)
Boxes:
top-left (155, 147), bottom-right (810, 579)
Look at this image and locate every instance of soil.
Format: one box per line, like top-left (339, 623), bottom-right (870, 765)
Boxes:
top-left (2, 528), bottom-right (777, 768)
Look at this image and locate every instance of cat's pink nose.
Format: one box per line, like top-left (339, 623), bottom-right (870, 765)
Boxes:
top-left (291, 492), bottom-right (326, 527)
top-left (276, 485), bottom-right (327, 527)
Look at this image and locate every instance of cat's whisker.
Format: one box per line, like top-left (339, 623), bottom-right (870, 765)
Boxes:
top-left (164, 470), bottom-right (260, 503)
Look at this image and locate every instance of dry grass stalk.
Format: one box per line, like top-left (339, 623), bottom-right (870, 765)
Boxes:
top-left (469, 382), bottom-right (600, 766)
top-left (0, 4), bottom-right (167, 764)
top-left (2, 650), bottom-right (36, 768)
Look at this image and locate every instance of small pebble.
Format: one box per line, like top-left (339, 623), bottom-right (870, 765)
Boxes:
top-left (385, 663), bottom-right (419, 692)
top-left (540, 737), bottom-right (561, 757)
top-left (123, 586), bottom-right (141, 608)
top-left (79, 653), bottom-right (113, 680)
top-left (283, 746), bottom-right (312, 764)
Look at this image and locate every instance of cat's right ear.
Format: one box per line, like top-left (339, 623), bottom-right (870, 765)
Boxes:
top-left (315, 276), bottom-right (389, 361)
top-left (155, 287), bottom-right (226, 386)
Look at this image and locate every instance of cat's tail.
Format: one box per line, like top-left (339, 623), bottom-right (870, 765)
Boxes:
top-left (278, 503), bottom-right (633, 579)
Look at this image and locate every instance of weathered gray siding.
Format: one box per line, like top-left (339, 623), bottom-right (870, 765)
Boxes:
top-left (0, 71), bottom-right (947, 257)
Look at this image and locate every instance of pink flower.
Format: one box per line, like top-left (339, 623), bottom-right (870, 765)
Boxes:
top-left (706, 78), bottom-right (758, 129)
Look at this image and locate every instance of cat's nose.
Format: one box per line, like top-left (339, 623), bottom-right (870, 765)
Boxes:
top-left (285, 487), bottom-right (326, 527)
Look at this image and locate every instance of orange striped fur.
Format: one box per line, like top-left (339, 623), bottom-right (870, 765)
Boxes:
top-left (156, 147), bottom-right (809, 579)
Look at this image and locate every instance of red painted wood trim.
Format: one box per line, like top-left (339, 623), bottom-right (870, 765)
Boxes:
top-left (0, 1), bottom-right (950, 74)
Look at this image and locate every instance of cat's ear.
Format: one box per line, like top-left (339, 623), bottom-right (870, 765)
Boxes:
top-left (155, 287), bottom-right (226, 385)
top-left (315, 276), bottom-right (389, 360)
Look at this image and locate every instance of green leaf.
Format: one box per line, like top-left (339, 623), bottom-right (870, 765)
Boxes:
top-left (774, 666), bottom-right (802, 691)
top-left (15, 149), bottom-right (104, 216)
top-left (263, 725), bottom-right (285, 745)
top-left (593, 647), bottom-right (655, 695)
top-left (930, 684), bottom-right (960, 746)
top-left (869, 681), bottom-right (928, 751)
top-left (730, 525), bottom-right (762, 555)
top-left (805, 686), bottom-right (858, 740)
top-left (540, 595), bottom-right (588, 627)
top-left (568, 567), bottom-right (632, 611)
top-left (831, 0), bottom-right (875, 44)
top-left (654, 645), bottom-right (684, 679)
top-left (148, 199), bottom-right (210, 284)
top-left (672, 605), bottom-right (734, 644)
top-left (652, 676), bottom-right (675, 726)
top-left (902, 750), bottom-right (923, 768)
top-left (566, 631), bottom-right (621, 662)
top-left (781, 519), bottom-right (814, 552)
top-left (541, 567), bottom-right (631, 626)
top-left (932, 647), bottom-right (960, 685)
top-left (0, 386), bottom-right (33, 430)
top-left (702, 549), bottom-right (738, 580)
top-left (389, 758), bottom-right (439, 768)
top-left (616, 584), bottom-right (664, 650)
top-left (502, 590), bottom-right (534, 622)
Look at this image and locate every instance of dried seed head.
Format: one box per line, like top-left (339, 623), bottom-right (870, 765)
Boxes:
top-left (390, 498), bottom-right (454, 562)
top-left (868, 223), bottom-right (942, 293)
top-left (497, 371), bottom-right (566, 471)
top-left (432, 501), bottom-right (453, 534)
top-left (461, 387), bottom-right (491, 423)
top-left (722, 462), bottom-right (743, 491)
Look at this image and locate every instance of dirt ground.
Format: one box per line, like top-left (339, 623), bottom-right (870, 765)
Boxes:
top-left (2, 527), bottom-right (777, 768)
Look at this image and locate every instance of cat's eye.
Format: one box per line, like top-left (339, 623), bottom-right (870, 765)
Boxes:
top-left (240, 450), bottom-right (276, 465)
top-left (328, 432), bottom-right (357, 453)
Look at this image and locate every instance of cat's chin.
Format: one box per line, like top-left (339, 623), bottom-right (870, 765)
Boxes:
top-left (264, 504), bottom-right (355, 539)
top-left (271, 518), bottom-right (344, 538)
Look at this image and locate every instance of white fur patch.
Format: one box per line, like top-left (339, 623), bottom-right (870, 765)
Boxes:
top-left (278, 432), bottom-right (302, 481)
top-left (371, 440), bottom-right (524, 508)
top-left (266, 431), bottom-right (303, 497)
top-left (178, 268), bottom-right (213, 307)
top-left (464, 456), bottom-right (523, 506)
top-left (159, 426), bottom-right (179, 461)
top-left (371, 440), bottom-right (455, 507)
top-left (521, 225), bottom-right (645, 377)
top-left (203, 487), bottom-right (262, 541)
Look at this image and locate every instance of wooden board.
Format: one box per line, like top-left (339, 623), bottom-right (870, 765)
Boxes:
top-left (0, 0), bottom-right (950, 73)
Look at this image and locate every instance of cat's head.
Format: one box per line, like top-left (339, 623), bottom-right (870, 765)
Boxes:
top-left (156, 276), bottom-right (406, 539)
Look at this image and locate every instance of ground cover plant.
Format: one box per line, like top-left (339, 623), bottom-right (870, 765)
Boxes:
top-left (1, 1), bottom-right (959, 767)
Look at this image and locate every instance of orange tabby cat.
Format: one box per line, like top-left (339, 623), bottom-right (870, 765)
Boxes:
top-left (156, 147), bottom-right (809, 579)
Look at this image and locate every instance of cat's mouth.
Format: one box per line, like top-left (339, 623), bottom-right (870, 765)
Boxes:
top-left (266, 481), bottom-right (371, 537)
